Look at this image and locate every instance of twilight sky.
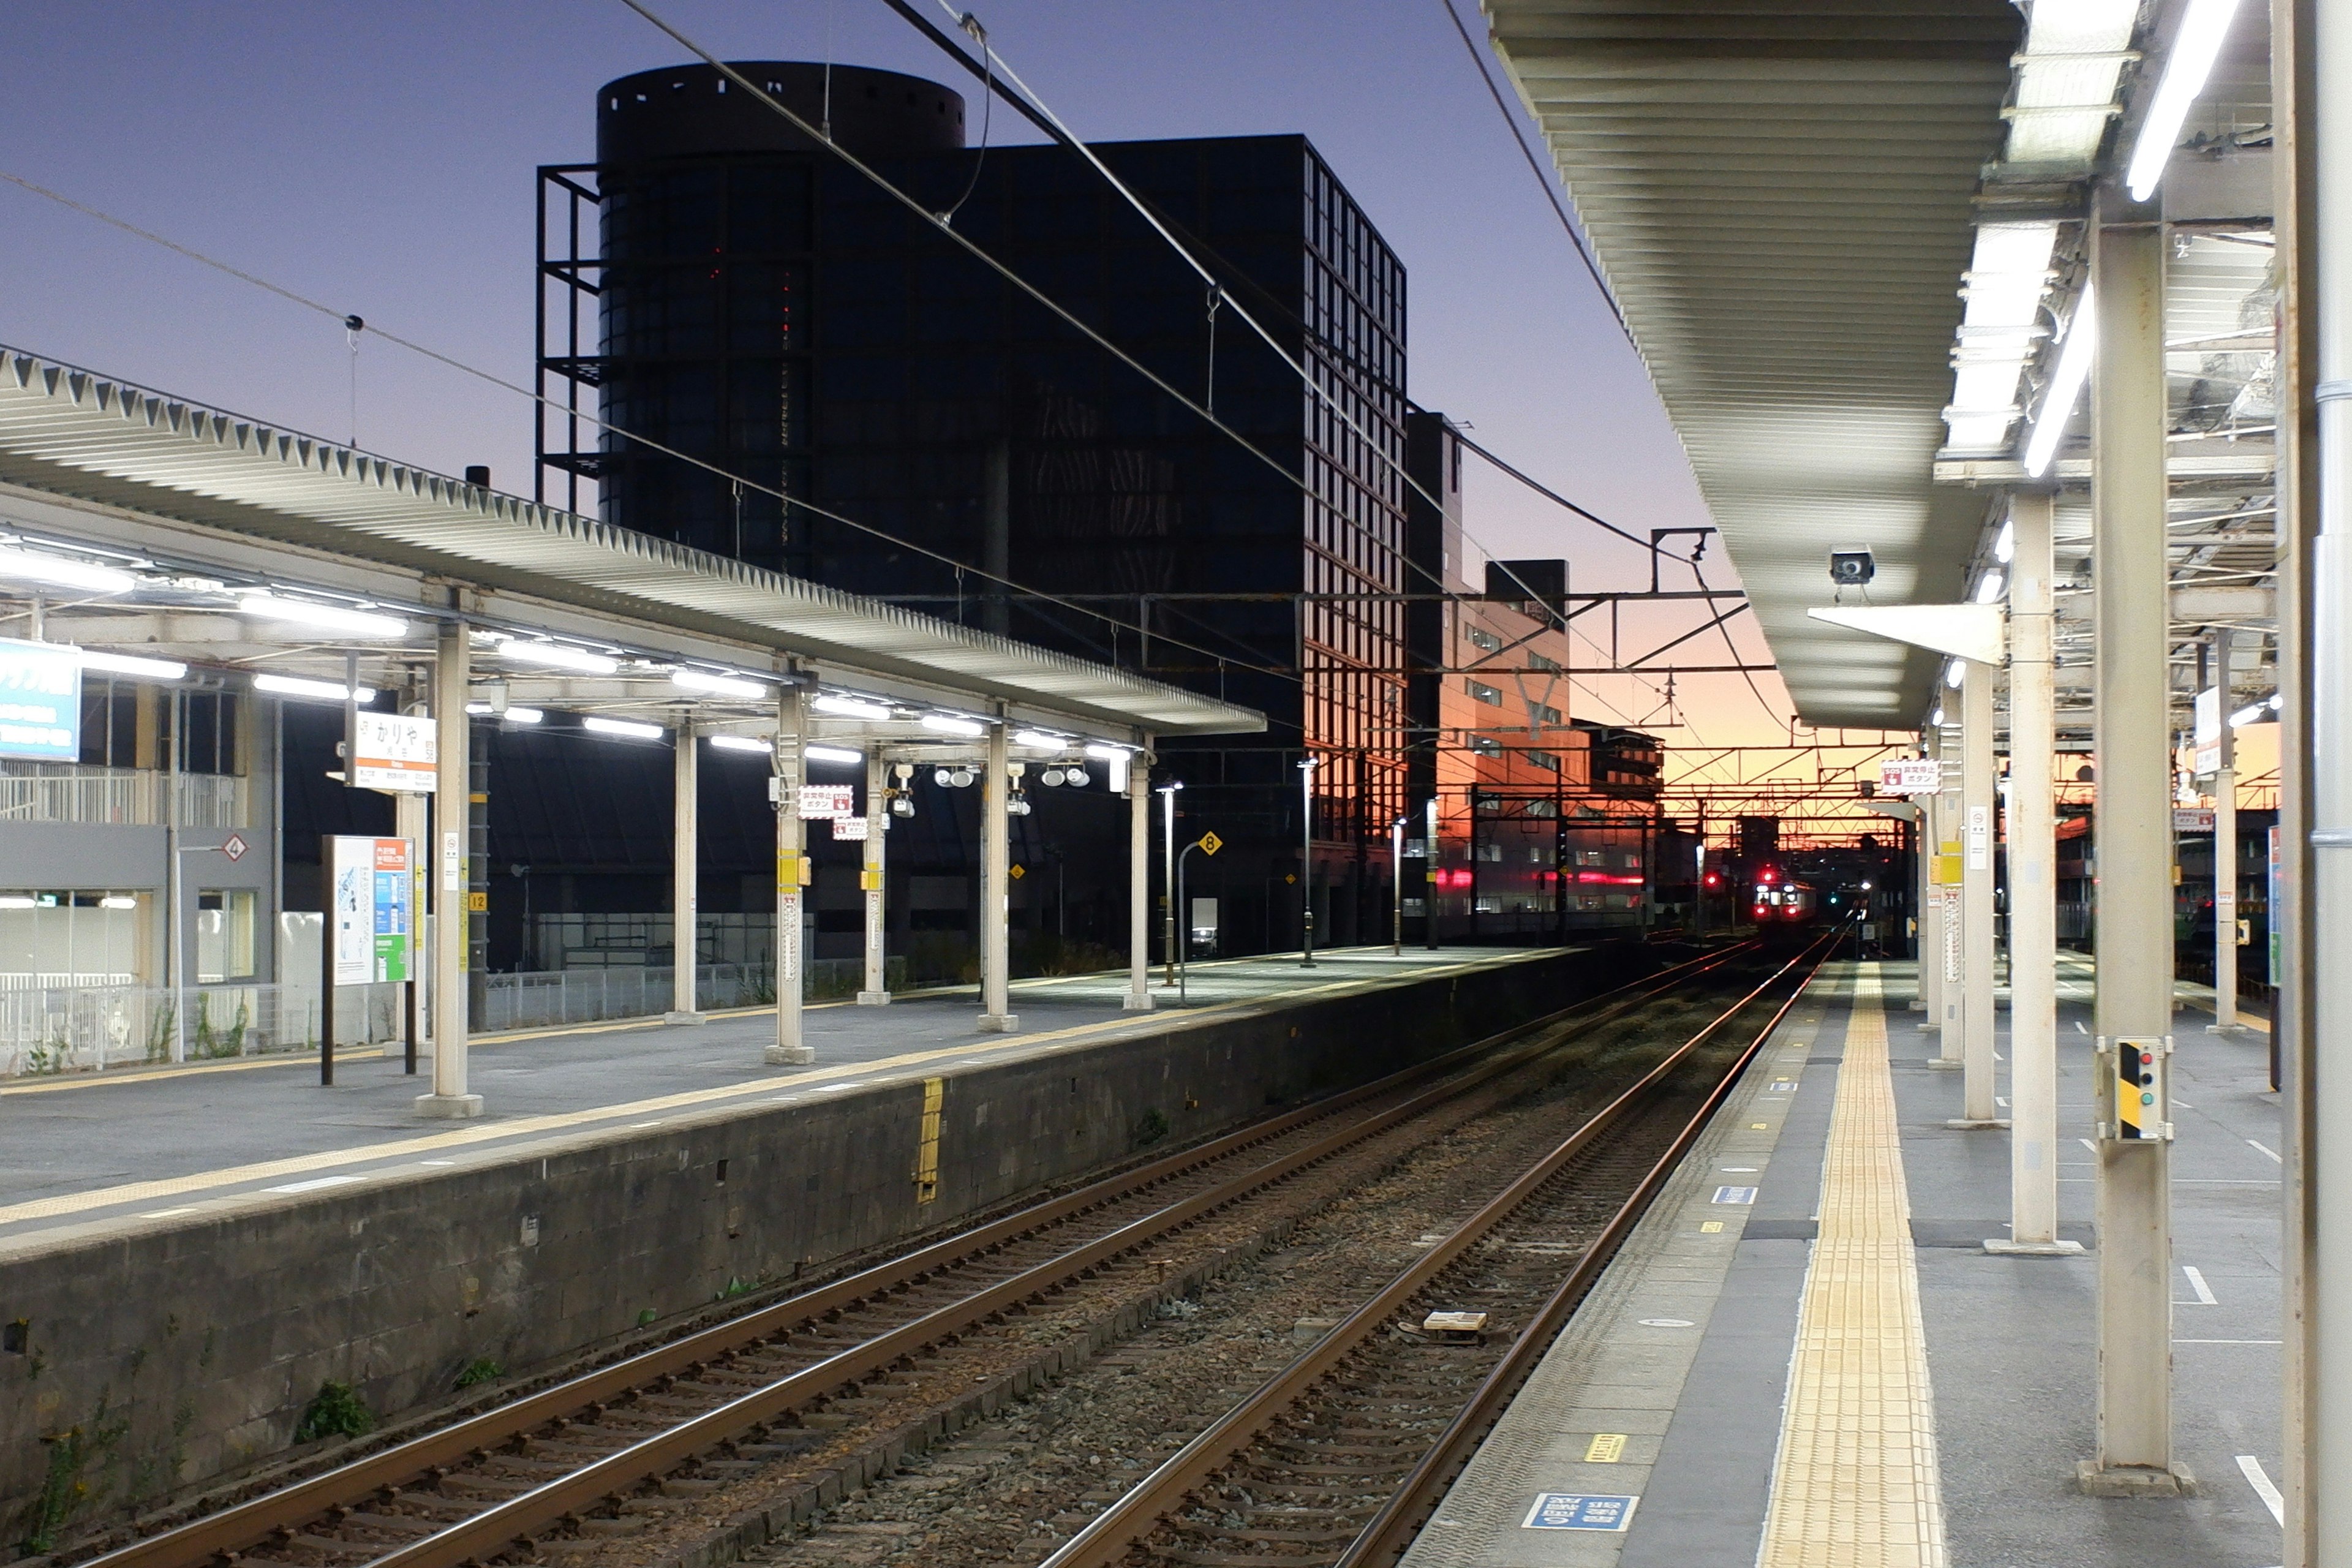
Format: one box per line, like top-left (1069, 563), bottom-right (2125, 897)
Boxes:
top-left (0, 0), bottom-right (1806, 756)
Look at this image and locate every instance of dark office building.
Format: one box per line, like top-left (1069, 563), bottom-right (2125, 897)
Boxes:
top-left (537, 62), bottom-right (1412, 954)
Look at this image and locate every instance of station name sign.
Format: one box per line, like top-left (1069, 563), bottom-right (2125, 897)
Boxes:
top-left (0, 638), bottom-right (81, 762)
top-left (352, 712), bottom-right (437, 793)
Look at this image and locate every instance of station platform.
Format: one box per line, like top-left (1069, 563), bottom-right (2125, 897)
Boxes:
top-left (1403, 959), bottom-right (2284, 1568)
top-left (0, 945), bottom-right (1537, 1252)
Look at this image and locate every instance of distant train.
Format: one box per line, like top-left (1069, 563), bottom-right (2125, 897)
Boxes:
top-left (1751, 872), bottom-right (1820, 924)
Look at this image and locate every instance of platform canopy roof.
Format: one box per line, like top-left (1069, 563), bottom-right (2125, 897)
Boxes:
top-left (0, 347), bottom-right (1262, 746)
top-left (1483, 1), bottom-right (2024, 729)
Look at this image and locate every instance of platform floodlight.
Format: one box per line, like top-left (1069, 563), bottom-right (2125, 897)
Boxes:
top-left (254, 673), bottom-right (378, 703)
top-left (2022, 285), bottom-right (2097, 478)
top-left (672, 669), bottom-right (768, 699)
top-left (709, 734), bottom-right (770, 753)
top-left (2125, 0), bottom-right (2247, 200)
top-left (922, 713), bottom-right (986, 737)
top-left (239, 594), bottom-right (409, 639)
top-left (813, 693), bottom-right (892, 720)
top-left (1994, 519), bottom-right (2015, 564)
top-left (1013, 729), bottom-right (1069, 750)
top-left (1973, 571), bottom-right (2006, 605)
top-left (805, 744), bottom-right (863, 765)
top-left (497, 638), bottom-right (618, 676)
top-left (0, 545), bottom-right (135, 595)
top-left (582, 715), bottom-right (662, 741)
top-left (76, 649), bottom-right (187, 681)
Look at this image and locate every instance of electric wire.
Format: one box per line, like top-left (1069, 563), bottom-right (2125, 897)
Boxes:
top-left (0, 168), bottom-right (1287, 685)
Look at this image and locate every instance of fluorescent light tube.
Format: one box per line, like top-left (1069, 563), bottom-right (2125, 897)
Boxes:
top-left (100, 895), bottom-right (138, 910)
top-left (672, 669), bottom-right (768, 699)
top-left (254, 673), bottom-right (378, 703)
top-left (1930, 707), bottom-right (1946, 728)
top-left (1012, 730), bottom-right (1069, 750)
top-left (497, 639), bottom-right (617, 675)
top-left (2022, 284), bottom-right (2097, 478)
top-left (1994, 520), bottom-right (2015, 564)
top-left (805, 744), bottom-right (864, 765)
top-left (813, 694), bottom-right (891, 719)
top-left (709, 734), bottom-right (771, 753)
top-left (1083, 742), bottom-right (1133, 761)
top-left (1975, 571), bottom-right (2007, 605)
top-left (239, 594), bottom-right (409, 639)
top-left (921, 714), bottom-right (986, 736)
top-left (77, 649), bottom-right (187, 680)
top-left (582, 715), bottom-right (662, 740)
top-left (0, 546), bottom-right (134, 594)
top-left (0, 895), bottom-right (34, 910)
top-left (2126, 0), bottom-right (2247, 200)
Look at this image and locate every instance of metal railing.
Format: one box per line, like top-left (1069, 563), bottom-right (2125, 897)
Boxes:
top-left (0, 763), bottom-right (246, 828)
top-left (0, 979), bottom-right (401, 1077)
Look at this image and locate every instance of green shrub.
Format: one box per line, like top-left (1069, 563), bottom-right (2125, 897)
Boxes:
top-left (293, 1381), bottom-right (374, 1444)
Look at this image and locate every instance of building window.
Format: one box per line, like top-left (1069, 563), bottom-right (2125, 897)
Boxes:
top-left (0, 891), bottom-right (145, 987)
top-left (1469, 735), bottom-right (1502, 756)
top-left (1465, 626), bottom-right (1503, 654)
top-left (1466, 680), bottom-right (1503, 706)
top-left (1529, 650), bottom-right (1562, 674)
top-left (1528, 750), bottom-right (1561, 772)
top-left (1529, 703), bottom-right (1562, 728)
top-left (195, 890), bottom-right (257, 982)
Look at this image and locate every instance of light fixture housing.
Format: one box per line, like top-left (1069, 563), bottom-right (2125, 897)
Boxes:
top-left (1994, 519), bottom-right (2015, 564)
top-left (100, 894), bottom-right (138, 910)
top-left (77, 649), bottom-right (187, 681)
top-left (254, 673), bottom-right (378, 703)
top-left (813, 693), bottom-right (892, 720)
top-left (921, 714), bottom-right (986, 737)
top-left (2022, 285), bottom-right (2097, 478)
top-left (497, 639), bottom-right (618, 675)
top-left (805, 744), bottom-right (863, 765)
top-left (1974, 571), bottom-right (2007, 605)
top-left (239, 594), bottom-right (409, 639)
top-left (709, 734), bottom-right (771, 753)
top-left (672, 669), bottom-right (768, 699)
top-left (1065, 767), bottom-right (1090, 788)
top-left (0, 895), bottom-right (34, 910)
top-left (582, 715), bottom-right (663, 741)
top-left (1083, 742), bottom-right (1132, 762)
top-left (0, 546), bottom-right (135, 595)
top-left (1012, 729), bottom-right (1068, 750)
top-left (2125, 0), bottom-right (2248, 200)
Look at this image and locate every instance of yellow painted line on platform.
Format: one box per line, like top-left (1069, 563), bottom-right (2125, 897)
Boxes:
top-left (0, 952), bottom-right (1525, 1230)
top-left (1758, 963), bottom-right (1947, 1568)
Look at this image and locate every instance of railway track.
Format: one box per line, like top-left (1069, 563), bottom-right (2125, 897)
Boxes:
top-left (69, 943), bottom-right (1764, 1568)
top-left (1031, 927), bottom-right (1841, 1568)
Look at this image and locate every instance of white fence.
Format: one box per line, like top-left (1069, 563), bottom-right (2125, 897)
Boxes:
top-left (0, 763), bottom-right (245, 828)
top-left (0, 979), bottom-right (403, 1076)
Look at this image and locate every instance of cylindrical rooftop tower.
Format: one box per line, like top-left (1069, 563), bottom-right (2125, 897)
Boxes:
top-left (571, 64), bottom-right (965, 563)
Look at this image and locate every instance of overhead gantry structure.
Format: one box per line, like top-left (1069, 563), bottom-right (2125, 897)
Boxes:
top-left (1480, 0), bottom-right (2299, 1524)
top-left (0, 347), bottom-right (1261, 1111)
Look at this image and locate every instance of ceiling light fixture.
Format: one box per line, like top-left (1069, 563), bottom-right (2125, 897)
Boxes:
top-left (672, 669), bottom-right (768, 699)
top-left (496, 639), bottom-right (618, 675)
top-left (254, 673), bottom-right (378, 703)
top-left (1974, 571), bottom-right (2007, 605)
top-left (239, 594), bottom-right (409, 639)
top-left (100, 894), bottom-right (138, 910)
top-left (76, 649), bottom-right (187, 681)
top-left (2125, 0), bottom-right (2248, 200)
top-left (805, 744), bottom-right (863, 766)
top-left (2022, 285), bottom-right (2097, 478)
top-left (709, 734), bottom-right (771, 753)
top-left (1012, 729), bottom-right (1069, 750)
top-left (582, 715), bottom-right (662, 741)
top-left (921, 714), bottom-right (986, 737)
top-left (813, 693), bottom-right (892, 720)
top-left (1994, 519), bottom-right (2015, 564)
top-left (0, 545), bottom-right (135, 595)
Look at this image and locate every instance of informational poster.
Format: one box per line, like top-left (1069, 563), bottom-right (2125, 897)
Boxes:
top-left (0, 638), bottom-right (80, 761)
top-left (799, 784), bottom-right (854, 820)
top-left (352, 712), bottom-right (437, 792)
top-left (330, 836), bottom-right (413, 985)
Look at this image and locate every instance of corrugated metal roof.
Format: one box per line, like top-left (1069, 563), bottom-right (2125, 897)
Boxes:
top-left (0, 348), bottom-right (1262, 739)
top-left (1485, 1), bottom-right (2023, 728)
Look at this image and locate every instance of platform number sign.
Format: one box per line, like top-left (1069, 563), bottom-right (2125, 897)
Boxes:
top-left (1523, 1493), bottom-right (1639, 1531)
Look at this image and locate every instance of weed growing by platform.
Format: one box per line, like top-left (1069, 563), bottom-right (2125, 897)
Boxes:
top-left (454, 1359), bottom-right (504, 1390)
top-left (17, 1402), bottom-right (126, 1556)
top-left (1131, 1108), bottom-right (1171, 1148)
top-left (292, 1381), bottom-right (374, 1444)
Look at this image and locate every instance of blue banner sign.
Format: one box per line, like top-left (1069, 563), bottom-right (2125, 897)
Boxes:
top-left (0, 638), bottom-right (80, 761)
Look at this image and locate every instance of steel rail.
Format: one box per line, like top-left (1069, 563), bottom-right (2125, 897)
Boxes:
top-left (77, 943), bottom-right (1752, 1568)
top-left (1335, 922), bottom-right (1853, 1566)
top-left (1034, 929), bottom-right (1841, 1568)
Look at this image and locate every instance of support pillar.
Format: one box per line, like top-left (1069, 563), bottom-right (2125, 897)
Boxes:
top-left (665, 718), bottom-right (703, 1025)
top-left (2081, 183), bottom-right (2181, 1494)
top-left (1125, 754), bottom-right (1153, 1011)
top-left (858, 752), bottom-right (891, 1005)
top-left (978, 717), bottom-right (1016, 1031)
top-left (394, 785), bottom-right (428, 1074)
top-left (2210, 628), bottom-right (2241, 1031)
top-left (1989, 491), bottom-right (2072, 1253)
top-left (417, 620), bottom-right (481, 1117)
top-left (1913, 756), bottom-right (1936, 1012)
top-left (1928, 718), bottom-right (1963, 1060)
top-left (767, 684), bottom-right (813, 1065)
top-left (1953, 658), bottom-right (2003, 1125)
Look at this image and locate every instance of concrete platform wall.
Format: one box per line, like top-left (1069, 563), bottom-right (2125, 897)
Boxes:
top-left (0, 946), bottom-right (1647, 1540)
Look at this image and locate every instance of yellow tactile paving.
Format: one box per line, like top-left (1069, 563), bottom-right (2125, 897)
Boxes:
top-left (1758, 964), bottom-right (1947, 1568)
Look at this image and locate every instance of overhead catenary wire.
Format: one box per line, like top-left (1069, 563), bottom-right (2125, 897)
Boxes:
top-left (1434, 0), bottom-right (1626, 332)
top-left (0, 168), bottom-right (1287, 685)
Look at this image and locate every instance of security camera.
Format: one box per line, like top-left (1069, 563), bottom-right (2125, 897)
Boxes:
top-left (1828, 549), bottom-right (1875, 587)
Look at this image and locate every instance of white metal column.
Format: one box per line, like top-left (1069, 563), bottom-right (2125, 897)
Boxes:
top-left (1990, 491), bottom-right (2073, 1253)
top-left (1929, 720), bottom-right (1964, 1062)
top-left (1125, 753), bottom-right (1152, 1011)
top-left (2211, 628), bottom-right (2241, 1031)
top-left (394, 785), bottom-right (429, 1071)
top-left (665, 718), bottom-right (703, 1025)
top-left (767, 685), bottom-right (813, 1065)
top-left (2297, 0), bottom-right (2351, 1550)
top-left (417, 620), bottom-right (481, 1117)
top-left (2083, 186), bottom-right (2179, 1493)
top-left (858, 752), bottom-right (891, 1005)
top-left (978, 717), bottom-right (1017, 1031)
top-left (1955, 659), bottom-right (2002, 1125)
